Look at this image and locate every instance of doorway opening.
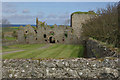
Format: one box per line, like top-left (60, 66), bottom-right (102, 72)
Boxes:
top-left (49, 37), bottom-right (55, 43)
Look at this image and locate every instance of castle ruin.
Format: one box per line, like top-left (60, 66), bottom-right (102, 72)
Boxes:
top-left (18, 12), bottom-right (95, 44)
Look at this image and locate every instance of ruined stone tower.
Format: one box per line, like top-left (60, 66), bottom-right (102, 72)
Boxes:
top-left (71, 12), bottom-right (96, 39)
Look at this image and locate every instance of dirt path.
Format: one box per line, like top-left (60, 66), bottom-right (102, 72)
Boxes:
top-left (2, 50), bottom-right (25, 54)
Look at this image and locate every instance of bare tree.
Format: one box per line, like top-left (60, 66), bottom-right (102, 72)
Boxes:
top-left (2, 19), bottom-right (10, 27)
top-left (116, 1), bottom-right (120, 47)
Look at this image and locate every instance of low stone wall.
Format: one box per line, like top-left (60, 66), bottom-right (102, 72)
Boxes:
top-left (2, 57), bottom-right (120, 79)
top-left (85, 38), bottom-right (119, 58)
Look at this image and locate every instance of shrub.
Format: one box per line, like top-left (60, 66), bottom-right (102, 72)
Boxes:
top-left (12, 31), bottom-right (18, 38)
top-left (82, 3), bottom-right (119, 47)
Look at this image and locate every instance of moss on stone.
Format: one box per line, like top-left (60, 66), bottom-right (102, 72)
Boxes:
top-left (72, 11), bottom-right (97, 15)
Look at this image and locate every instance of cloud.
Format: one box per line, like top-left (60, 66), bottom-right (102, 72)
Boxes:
top-left (3, 14), bottom-right (34, 19)
top-left (22, 9), bottom-right (30, 13)
top-left (36, 11), bottom-right (45, 18)
top-left (2, 12), bottom-right (70, 25)
top-left (2, 3), bottom-right (17, 13)
top-left (2, 8), bottom-right (17, 13)
top-left (2, 3), bottom-right (16, 8)
top-left (45, 18), bottom-right (69, 25)
top-left (46, 14), bottom-right (57, 19)
top-left (3, 14), bottom-right (35, 24)
top-left (44, 13), bottom-right (70, 25)
top-left (59, 14), bottom-right (70, 19)
top-left (59, 12), bottom-right (70, 19)
top-left (2, 11), bottom-right (45, 24)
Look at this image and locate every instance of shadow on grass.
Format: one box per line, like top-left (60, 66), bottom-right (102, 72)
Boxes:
top-left (78, 45), bottom-right (85, 58)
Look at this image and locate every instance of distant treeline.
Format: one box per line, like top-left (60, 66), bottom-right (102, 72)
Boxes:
top-left (82, 2), bottom-right (120, 47)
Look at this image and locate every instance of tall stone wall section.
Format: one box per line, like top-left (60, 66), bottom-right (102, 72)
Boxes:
top-left (71, 14), bottom-right (95, 39)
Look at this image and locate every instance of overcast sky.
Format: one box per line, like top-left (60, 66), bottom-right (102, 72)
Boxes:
top-left (2, 0), bottom-right (119, 2)
top-left (2, 2), bottom-right (116, 25)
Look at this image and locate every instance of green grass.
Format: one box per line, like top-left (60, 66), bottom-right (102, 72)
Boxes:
top-left (2, 44), bottom-right (84, 59)
top-left (10, 27), bottom-right (19, 29)
top-left (4, 37), bottom-right (16, 41)
top-left (2, 27), bottom-right (18, 32)
top-left (2, 44), bottom-right (45, 52)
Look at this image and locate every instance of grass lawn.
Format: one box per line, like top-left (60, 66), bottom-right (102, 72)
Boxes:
top-left (2, 27), bottom-right (18, 32)
top-left (4, 37), bottom-right (17, 41)
top-left (2, 44), bottom-right (84, 59)
top-left (2, 44), bottom-right (45, 52)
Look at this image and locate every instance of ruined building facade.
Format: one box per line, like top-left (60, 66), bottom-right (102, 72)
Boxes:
top-left (18, 13), bottom-right (95, 44)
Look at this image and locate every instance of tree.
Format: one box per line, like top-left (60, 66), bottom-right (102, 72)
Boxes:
top-left (116, 1), bottom-right (120, 47)
top-left (2, 19), bottom-right (10, 27)
top-left (82, 3), bottom-right (118, 47)
top-left (12, 31), bottom-right (17, 38)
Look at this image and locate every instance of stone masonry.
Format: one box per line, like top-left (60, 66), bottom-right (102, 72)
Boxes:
top-left (71, 14), bottom-right (95, 39)
top-left (2, 57), bottom-right (120, 79)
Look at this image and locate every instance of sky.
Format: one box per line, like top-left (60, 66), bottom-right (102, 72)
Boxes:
top-left (2, 2), bottom-right (116, 25)
top-left (1, 0), bottom-right (119, 2)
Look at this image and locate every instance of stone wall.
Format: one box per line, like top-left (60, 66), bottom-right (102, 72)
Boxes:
top-left (2, 57), bottom-right (120, 79)
top-left (85, 38), bottom-right (119, 58)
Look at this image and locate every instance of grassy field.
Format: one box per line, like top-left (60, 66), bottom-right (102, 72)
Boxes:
top-left (2, 27), bottom-right (18, 41)
top-left (2, 44), bottom-right (84, 59)
top-left (4, 36), bottom-right (16, 41)
top-left (2, 27), bottom-right (18, 32)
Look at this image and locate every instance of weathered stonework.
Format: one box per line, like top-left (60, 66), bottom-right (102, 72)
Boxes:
top-left (17, 22), bottom-right (79, 44)
top-left (85, 38), bottom-right (119, 58)
top-left (2, 57), bottom-right (120, 79)
top-left (71, 14), bottom-right (95, 39)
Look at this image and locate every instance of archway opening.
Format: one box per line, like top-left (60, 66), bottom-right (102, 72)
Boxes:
top-left (49, 37), bottom-right (55, 43)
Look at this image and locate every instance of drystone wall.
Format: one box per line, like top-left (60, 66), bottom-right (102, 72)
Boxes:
top-left (85, 38), bottom-right (119, 58)
top-left (2, 57), bottom-right (120, 79)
